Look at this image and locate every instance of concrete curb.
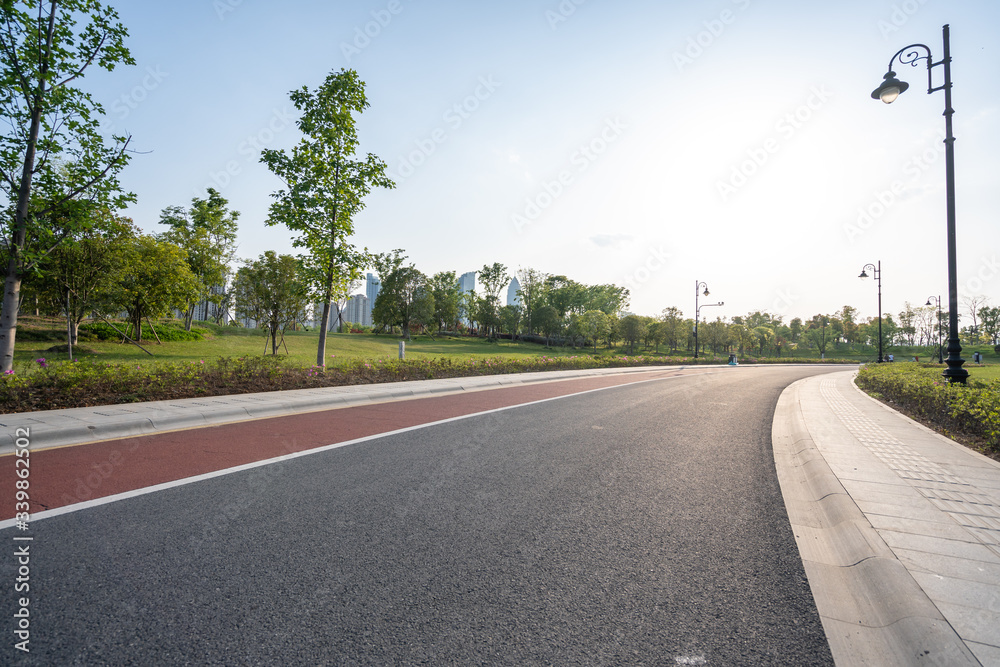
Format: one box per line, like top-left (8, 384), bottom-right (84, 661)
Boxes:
top-left (0, 364), bottom-right (723, 453)
top-left (772, 375), bottom-right (980, 666)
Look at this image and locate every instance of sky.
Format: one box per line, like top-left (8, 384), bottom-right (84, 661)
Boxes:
top-left (81, 0), bottom-right (1000, 324)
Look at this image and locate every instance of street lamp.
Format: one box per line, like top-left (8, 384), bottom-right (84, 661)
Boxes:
top-left (693, 281), bottom-right (722, 359)
top-left (859, 262), bottom-right (883, 363)
top-left (926, 295), bottom-right (943, 363)
top-left (872, 24), bottom-right (967, 383)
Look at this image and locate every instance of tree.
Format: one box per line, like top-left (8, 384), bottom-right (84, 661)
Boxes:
top-left (980, 305), bottom-right (1000, 346)
top-left (476, 262), bottom-right (509, 340)
top-left (430, 271), bottom-right (459, 333)
top-left (372, 264), bottom-right (434, 340)
top-left (30, 208), bottom-right (135, 344)
top-left (0, 0), bottom-right (135, 371)
top-left (620, 314), bottom-right (646, 355)
top-left (499, 304), bottom-right (521, 338)
top-left (260, 68), bottom-right (393, 367)
top-left (579, 309), bottom-right (609, 353)
top-left (103, 236), bottom-right (200, 342)
top-left (661, 306), bottom-right (685, 352)
top-left (516, 267), bottom-right (548, 334)
top-left (753, 326), bottom-right (775, 356)
top-left (231, 252), bottom-right (309, 354)
top-left (534, 305), bottom-right (559, 347)
top-left (158, 188), bottom-right (239, 330)
top-left (963, 295), bottom-right (988, 339)
top-left (585, 284), bottom-right (629, 316)
top-left (806, 315), bottom-right (831, 357)
top-left (646, 319), bottom-right (665, 353)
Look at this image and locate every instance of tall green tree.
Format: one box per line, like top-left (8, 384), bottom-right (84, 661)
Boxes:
top-left (231, 252), bottom-right (310, 355)
top-left (476, 262), bottom-right (509, 340)
top-left (429, 270), bottom-right (459, 333)
top-left (158, 188), bottom-right (239, 330)
top-left (661, 306), bottom-right (685, 353)
top-left (260, 68), bottom-right (393, 366)
top-left (516, 267), bottom-right (548, 334)
top-left (0, 0), bottom-right (135, 371)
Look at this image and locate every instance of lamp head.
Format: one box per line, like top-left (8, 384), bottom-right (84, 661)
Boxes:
top-left (859, 269), bottom-right (869, 279)
top-left (702, 287), bottom-right (709, 296)
top-left (871, 71), bottom-right (909, 104)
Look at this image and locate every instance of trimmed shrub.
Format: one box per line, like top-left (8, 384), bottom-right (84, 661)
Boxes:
top-left (855, 363), bottom-right (999, 454)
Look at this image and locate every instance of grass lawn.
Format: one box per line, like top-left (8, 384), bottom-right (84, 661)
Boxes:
top-left (11, 317), bottom-right (647, 376)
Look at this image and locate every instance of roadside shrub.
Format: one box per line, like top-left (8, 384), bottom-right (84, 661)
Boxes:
top-left (855, 362), bottom-right (999, 455)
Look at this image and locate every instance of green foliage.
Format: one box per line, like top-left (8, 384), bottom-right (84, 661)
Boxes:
top-left (856, 363), bottom-right (1000, 454)
top-left (261, 68), bottom-right (393, 365)
top-left (0, 0), bottom-right (136, 371)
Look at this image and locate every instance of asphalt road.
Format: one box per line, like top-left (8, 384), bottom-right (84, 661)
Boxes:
top-left (4, 366), bottom-right (840, 665)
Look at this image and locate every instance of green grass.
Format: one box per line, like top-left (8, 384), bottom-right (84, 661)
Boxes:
top-left (11, 317), bottom-right (638, 375)
top-left (13, 316), bottom-right (997, 376)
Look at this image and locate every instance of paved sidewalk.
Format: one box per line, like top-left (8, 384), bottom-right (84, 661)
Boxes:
top-left (774, 370), bottom-right (1000, 667)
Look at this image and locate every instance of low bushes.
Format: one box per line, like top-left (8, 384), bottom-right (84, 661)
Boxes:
top-left (855, 363), bottom-right (1000, 455)
top-left (2, 353), bottom-right (739, 413)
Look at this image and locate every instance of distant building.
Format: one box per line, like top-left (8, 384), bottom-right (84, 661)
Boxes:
top-left (506, 277), bottom-right (521, 307)
top-left (458, 271), bottom-right (476, 295)
top-left (343, 294), bottom-right (370, 328)
top-left (365, 273), bottom-right (381, 322)
top-left (177, 285), bottom-right (230, 324)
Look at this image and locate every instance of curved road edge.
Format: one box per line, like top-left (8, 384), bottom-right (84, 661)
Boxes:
top-left (772, 370), bottom-right (984, 666)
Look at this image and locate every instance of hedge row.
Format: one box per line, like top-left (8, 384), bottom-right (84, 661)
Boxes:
top-left (855, 363), bottom-right (1000, 455)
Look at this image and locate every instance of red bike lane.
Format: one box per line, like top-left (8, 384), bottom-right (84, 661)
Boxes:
top-left (2, 368), bottom-right (707, 520)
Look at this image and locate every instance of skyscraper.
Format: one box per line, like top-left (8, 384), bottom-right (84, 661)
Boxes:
top-left (458, 271), bottom-right (476, 294)
top-left (365, 273), bottom-right (381, 323)
top-left (506, 276), bottom-right (521, 307)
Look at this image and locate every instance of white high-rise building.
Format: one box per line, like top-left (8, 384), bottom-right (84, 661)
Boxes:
top-left (506, 277), bottom-right (521, 307)
top-left (458, 271), bottom-right (476, 294)
top-left (344, 294), bottom-right (370, 327)
top-left (365, 273), bottom-right (381, 322)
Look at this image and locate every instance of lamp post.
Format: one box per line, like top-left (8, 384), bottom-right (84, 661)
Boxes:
top-left (859, 262), bottom-right (883, 363)
top-left (693, 281), bottom-right (722, 359)
top-left (926, 295), bottom-right (943, 363)
top-left (871, 24), bottom-right (967, 383)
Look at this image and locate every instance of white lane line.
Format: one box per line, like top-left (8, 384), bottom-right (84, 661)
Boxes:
top-left (0, 372), bottom-right (697, 529)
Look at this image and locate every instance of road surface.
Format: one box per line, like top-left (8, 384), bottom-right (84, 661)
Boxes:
top-left (3, 366), bottom-right (840, 665)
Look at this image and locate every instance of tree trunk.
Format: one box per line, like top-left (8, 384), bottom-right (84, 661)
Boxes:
top-left (0, 268), bottom-right (22, 372)
top-left (316, 301), bottom-right (331, 366)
